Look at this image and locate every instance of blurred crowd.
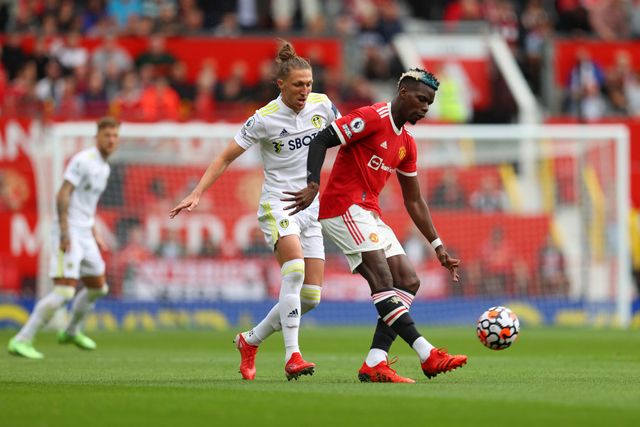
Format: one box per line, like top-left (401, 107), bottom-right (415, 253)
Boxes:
top-left (1, 0), bottom-right (640, 121)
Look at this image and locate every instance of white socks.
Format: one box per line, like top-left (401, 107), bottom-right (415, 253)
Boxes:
top-left (412, 336), bottom-right (435, 363)
top-left (365, 349), bottom-right (389, 367)
top-left (15, 285), bottom-right (75, 342)
top-left (278, 259), bottom-right (305, 362)
top-left (65, 285), bottom-right (108, 335)
top-left (245, 283), bottom-right (321, 347)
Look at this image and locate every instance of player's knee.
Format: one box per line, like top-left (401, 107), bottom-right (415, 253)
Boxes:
top-left (53, 285), bottom-right (76, 302)
top-left (87, 284), bottom-right (109, 301)
top-left (397, 275), bottom-right (420, 294)
top-left (300, 284), bottom-right (321, 314)
top-left (280, 259), bottom-right (305, 295)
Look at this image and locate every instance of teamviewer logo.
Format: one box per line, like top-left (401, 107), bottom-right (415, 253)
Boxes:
top-left (367, 155), bottom-right (382, 170)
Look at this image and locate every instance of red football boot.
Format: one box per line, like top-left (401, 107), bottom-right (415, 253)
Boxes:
top-left (284, 352), bottom-right (315, 381)
top-left (234, 333), bottom-right (258, 380)
top-left (358, 356), bottom-right (415, 383)
top-left (421, 348), bottom-right (467, 379)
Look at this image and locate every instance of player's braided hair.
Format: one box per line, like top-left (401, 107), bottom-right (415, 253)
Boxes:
top-left (275, 40), bottom-right (311, 80)
top-left (398, 68), bottom-right (440, 91)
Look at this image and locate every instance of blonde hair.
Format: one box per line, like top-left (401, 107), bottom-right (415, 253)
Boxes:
top-left (97, 116), bottom-right (120, 131)
top-left (275, 40), bottom-right (311, 80)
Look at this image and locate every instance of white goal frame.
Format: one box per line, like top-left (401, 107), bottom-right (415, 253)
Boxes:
top-left (42, 122), bottom-right (632, 327)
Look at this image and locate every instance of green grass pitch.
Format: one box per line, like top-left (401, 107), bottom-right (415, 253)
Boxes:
top-left (1, 327), bottom-right (639, 427)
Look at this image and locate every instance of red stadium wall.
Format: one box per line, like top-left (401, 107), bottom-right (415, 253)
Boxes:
top-left (0, 119), bottom-right (39, 294)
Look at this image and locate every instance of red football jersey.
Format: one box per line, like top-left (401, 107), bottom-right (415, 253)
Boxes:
top-left (319, 102), bottom-right (418, 219)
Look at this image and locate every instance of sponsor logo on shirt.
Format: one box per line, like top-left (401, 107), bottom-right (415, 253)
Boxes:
top-left (350, 118), bottom-right (365, 133)
top-left (272, 140), bottom-right (284, 153)
top-left (286, 132), bottom-right (318, 151)
top-left (367, 155), bottom-right (395, 173)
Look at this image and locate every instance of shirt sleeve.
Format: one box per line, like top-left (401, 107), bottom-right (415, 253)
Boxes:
top-left (234, 113), bottom-right (266, 150)
top-left (328, 99), bottom-right (341, 122)
top-left (397, 136), bottom-right (418, 177)
top-left (63, 153), bottom-right (85, 187)
top-left (330, 105), bottom-right (381, 145)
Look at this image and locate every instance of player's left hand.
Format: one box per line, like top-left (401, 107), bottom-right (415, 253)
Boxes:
top-left (436, 247), bottom-right (461, 282)
top-left (282, 182), bottom-right (319, 216)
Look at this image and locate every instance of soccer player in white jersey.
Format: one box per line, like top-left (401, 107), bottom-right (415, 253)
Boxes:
top-left (169, 41), bottom-right (340, 380)
top-left (8, 117), bottom-right (120, 359)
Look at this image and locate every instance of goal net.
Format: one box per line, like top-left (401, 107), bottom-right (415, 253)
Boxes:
top-left (38, 122), bottom-right (631, 329)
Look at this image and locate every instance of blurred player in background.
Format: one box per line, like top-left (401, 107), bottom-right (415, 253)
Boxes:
top-left (169, 41), bottom-right (340, 381)
top-left (8, 117), bottom-right (120, 359)
top-left (284, 68), bottom-right (467, 382)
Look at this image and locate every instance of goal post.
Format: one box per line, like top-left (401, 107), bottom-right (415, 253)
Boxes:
top-left (39, 122), bottom-right (632, 328)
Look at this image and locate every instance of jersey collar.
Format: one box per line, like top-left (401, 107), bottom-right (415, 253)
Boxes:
top-left (387, 102), bottom-right (402, 135)
top-left (277, 95), bottom-right (304, 115)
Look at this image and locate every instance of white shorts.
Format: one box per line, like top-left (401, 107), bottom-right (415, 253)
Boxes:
top-left (48, 225), bottom-right (105, 279)
top-left (320, 204), bottom-right (405, 272)
top-left (257, 197), bottom-right (325, 260)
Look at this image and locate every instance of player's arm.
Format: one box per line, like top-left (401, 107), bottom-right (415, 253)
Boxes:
top-left (92, 224), bottom-right (107, 252)
top-left (281, 125), bottom-right (341, 215)
top-left (56, 180), bottom-right (75, 252)
top-left (397, 173), bottom-right (460, 282)
top-left (169, 141), bottom-right (245, 218)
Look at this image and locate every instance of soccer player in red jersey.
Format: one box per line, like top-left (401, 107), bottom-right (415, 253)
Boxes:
top-left (283, 68), bottom-right (467, 382)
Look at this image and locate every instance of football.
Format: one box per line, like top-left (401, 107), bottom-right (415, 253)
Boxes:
top-left (476, 306), bottom-right (520, 350)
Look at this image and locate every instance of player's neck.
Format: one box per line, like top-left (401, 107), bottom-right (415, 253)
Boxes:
top-left (282, 98), bottom-right (303, 114)
top-left (96, 146), bottom-right (109, 161)
top-left (390, 102), bottom-right (406, 129)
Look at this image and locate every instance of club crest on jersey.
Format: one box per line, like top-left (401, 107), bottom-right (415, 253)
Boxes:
top-left (350, 118), bottom-right (365, 133)
top-left (311, 115), bottom-right (323, 129)
top-left (369, 233), bottom-right (379, 243)
top-left (245, 117), bottom-right (255, 128)
top-left (279, 219), bottom-right (289, 229)
top-left (399, 147), bottom-right (407, 160)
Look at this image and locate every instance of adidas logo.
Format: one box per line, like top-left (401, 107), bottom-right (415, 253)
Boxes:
top-left (280, 128), bottom-right (289, 136)
top-left (380, 141), bottom-right (388, 149)
top-left (287, 308), bottom-right (299, 318)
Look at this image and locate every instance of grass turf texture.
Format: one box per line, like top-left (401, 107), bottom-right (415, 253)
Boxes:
top-left (1, 327), bottom-right (639, 427)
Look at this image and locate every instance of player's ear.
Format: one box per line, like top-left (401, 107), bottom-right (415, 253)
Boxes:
top-left (276, 79), bottom-right (284, 90)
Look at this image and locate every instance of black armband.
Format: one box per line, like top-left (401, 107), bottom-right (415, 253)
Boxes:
top-left (307, 125), bottom-right (341, 185)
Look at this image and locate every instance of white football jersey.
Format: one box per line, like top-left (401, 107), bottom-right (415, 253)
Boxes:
top-left (59, 146), bottom-right (111, 228)
top-left (234, 93), bottom-right (340, 199)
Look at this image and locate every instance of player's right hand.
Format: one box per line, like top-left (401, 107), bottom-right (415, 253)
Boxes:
top-left (169, 192), bottom-right (200, 219)
top-left (436, 247), bottom-right (461, 282)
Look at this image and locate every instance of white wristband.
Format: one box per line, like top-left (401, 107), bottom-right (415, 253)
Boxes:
top-left (430, 238), bottom-right (443, 250)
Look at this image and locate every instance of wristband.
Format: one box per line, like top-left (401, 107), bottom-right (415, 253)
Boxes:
top-left (430, 238), bottom-right (443, 250)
